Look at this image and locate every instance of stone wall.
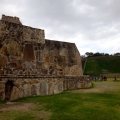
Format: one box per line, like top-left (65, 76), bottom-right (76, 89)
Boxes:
top-left (0, 76), bottom-right (91, 101)
top-left (0, 20), bottom-right (82, 76)
top-left (101, 73), bottom-right (120, 78)
top-left (0, 14), bottom-right (91, 101)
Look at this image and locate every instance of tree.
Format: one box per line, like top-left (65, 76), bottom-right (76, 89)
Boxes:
top-left (114, 53), bottom-right (120, 56)
top-left (84, 52), bottom-right (110, 57)
top-left (85, 52), bottom-right (93, 57)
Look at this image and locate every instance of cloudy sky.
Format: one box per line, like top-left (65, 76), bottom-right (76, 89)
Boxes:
top-left (0, 0), bottom-right (120, 55)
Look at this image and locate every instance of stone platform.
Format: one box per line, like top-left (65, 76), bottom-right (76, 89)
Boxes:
top-left (0, 14), bottom-right (92, 101)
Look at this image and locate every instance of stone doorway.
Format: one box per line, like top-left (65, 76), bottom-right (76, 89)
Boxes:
top-left (5, 80), bottom-right (13, 101)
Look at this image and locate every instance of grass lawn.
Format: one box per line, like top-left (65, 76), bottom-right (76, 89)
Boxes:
top-left (0, 78), bottom-right (120, 120)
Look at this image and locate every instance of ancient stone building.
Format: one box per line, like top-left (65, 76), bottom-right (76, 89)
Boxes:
top-left (0, 14), bottom-right (91, 101)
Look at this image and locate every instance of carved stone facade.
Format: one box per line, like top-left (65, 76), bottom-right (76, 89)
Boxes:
top-left (0, 14), bottom-right (92, 101)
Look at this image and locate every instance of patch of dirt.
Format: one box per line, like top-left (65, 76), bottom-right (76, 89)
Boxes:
top-left (0, 102), bottom-right (52, 120)
top-left (0, 102), bottom-right (34, 111)
top-left (72, 88), bottom-right (101, 93)
top-left (72, 81), bottom-right (120, 93)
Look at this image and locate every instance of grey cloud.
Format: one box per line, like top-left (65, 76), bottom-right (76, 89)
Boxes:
top-left (0, 0), bottom-right (120, 54)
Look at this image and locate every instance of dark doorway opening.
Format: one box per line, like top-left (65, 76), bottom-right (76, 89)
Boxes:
top-left (5, 80), bottom-right (13, 101)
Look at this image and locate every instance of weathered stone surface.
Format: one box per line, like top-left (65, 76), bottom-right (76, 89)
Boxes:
top-left (0, 83), bottom-right (5, 92)
top-left (23, 44), bottom-right (35, 61)
top-left (2, 14), bottom-right (22, 24)
top-left (10, 86), bottom-right (23, 101)
top-left (13, 80), bottom-right (22, 88)
top-left (48, 83), bottom-right (53, 95)
top-left (0, 54), bottom-right (7, 68)
top-left (0, 92), bottom-right (5, 100)
top-left (23, 84), bottom-right (31, 97)
top-left (0, 44), bottom-right (9, 56)
top-left (54, 83), bottom-right (63, 94)
top-left (7, 40), bottom-right (22, 56)
top-left (31, 85), bottom-right (37, 96)
top-left (24, 79), bottom-right (39, 84)
top-left (40, 82), bottom-right (47, 96)
top-left (0, 76), bottom-right (92, 101)
top-left (0, 70), bottom-right (4, 74)
top-left (0, 16), bottom-right (83, 76)
top-left (0, 14), bottom-right (92, 101)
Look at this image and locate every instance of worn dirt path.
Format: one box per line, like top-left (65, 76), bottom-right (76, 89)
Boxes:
top-left (0, 101), bottom-right (51, 120)
top-left (71, 80), bottom-right (120, 93)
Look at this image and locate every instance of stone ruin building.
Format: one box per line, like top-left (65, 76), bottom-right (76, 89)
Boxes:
top-left (0, 14), bottom-right (92, 101)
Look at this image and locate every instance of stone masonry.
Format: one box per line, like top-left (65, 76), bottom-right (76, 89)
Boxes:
top-left (0, 14), bottom-right (92, 101)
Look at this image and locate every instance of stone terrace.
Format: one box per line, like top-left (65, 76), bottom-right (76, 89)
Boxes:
top-left (0, 14), bottom-right (92, 101)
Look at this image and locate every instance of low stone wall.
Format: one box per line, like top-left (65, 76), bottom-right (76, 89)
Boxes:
top-left (0, 76), bottom-right (92, 101)
top-left (63, 76), bottom-right (91, 90)
top-left (101, 73), bottom-right (120, 78)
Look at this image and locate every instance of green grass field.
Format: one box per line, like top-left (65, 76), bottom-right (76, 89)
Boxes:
top-left (84, 56), bottom-right (120, 76)
top-left (0, 78), bottom-right (120, 120)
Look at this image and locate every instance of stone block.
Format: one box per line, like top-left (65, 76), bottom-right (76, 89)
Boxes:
top-left (23, 84), bottom-right (31, 97)
top-left (23, 44), bottom-right (35, 61)
top-left (0, 44), bottom-right (8, 56)
top-left (24, 79), bottom-right (39, 84)
top-left (7, 40), bottom-right (22, 56)
top-left (31, 84), bottom-right (39, 96)
top-left (10, 86), bottom-right (23, 101)
top-left (0, 92), bottom-right (5, 100)
top-left (40, 82), bottom-right (48, 96)
top-left (0, 84), bottom-right (5, 92)
top-left (0, 70), bottom-right (4, 74)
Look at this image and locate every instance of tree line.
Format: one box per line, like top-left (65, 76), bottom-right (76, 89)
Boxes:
top-left (81, 52), bottom-right (120, 58)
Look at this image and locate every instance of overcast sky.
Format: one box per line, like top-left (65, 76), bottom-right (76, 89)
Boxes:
top-left (0, 0), bottom-right (120, 55)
